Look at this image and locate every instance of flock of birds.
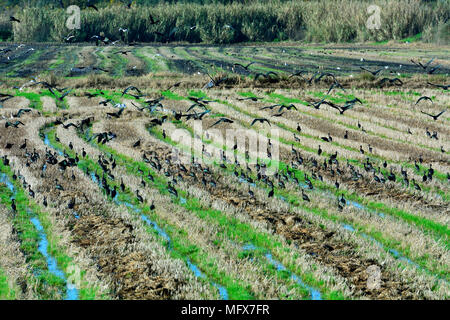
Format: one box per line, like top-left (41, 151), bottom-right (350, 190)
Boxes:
top-left (0, 25), bottom-right (449, 215)
top-left (3, 78), bottom-right (447, 216)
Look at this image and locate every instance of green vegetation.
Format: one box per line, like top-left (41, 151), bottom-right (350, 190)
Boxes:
top-left (7, 0), bottom-right (449, 44)
top-left (0, 269), bottom-right (16, 299)
top-left (0, 159), bottom-right (106, 300)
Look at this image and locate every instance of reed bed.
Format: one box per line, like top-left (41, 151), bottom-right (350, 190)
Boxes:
top-left (8, 0), bottom-right (449, 43)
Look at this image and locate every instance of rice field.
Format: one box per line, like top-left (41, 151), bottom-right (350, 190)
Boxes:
top-left (0, 42), bottom-right (448, 300)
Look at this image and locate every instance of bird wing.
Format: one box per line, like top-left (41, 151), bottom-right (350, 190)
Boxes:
top-left (208, 119), bottom-right (223, 129)
top-left (60, 89), bottom-right (72, 99)
top-left (424, 58), bottom-right (435, 68)
top-left (435, 109), bottom-right (446, 118)
top-left (420, 110), bottom-right (433, 117)
top-left (324, 101), bottom-right (342, 112)
top-left (263, 118), bottom-right (271, 125)
top-left (416, 96), bottom-right (432, 104)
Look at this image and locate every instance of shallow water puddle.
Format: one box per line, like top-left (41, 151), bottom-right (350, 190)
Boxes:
top-left (65, 133), bottom-right (231, 300)
top-left (1, 172), bottom-right (78, 300)
top-left (242, 243), bottom-right (322, 300)
top-left (44, 134), bottom-right (63, 156)
top-left (30, 217), bottom-right (79, 300)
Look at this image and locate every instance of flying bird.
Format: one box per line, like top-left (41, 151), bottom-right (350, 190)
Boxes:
top-left (289, 70), bottom-right (308, 79)
top-left (12, 108), bottom-right (32, 118)
top-left (420, 109), bottom-right (446, 121)
top-left (233, 62), bottom-right (255, 70)
top-left (87, 1), bottom-right (99, 11)
top-left (149, 14), bottom-right (160, 25)
top-left (278, 104), bottom-right (297, 112)
top-left (427, 82), bottom-right (449, 90)
top-left (360, 67), bottom-right (383, 76)
top-left (415, 96), bottom-right (433, 105)
top-left (106, 108), bottom-right (125, 119)
top-left (208, 117), bottom-right (234, 129)
top-left (122, 86), bottom-right (142, 96)
top-left (5, 120), bottom-right (25, 128)
top-left (250, 118), bottom-right (271, 126)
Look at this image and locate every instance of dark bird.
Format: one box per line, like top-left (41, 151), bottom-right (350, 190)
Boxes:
top-left (149, 14), bottom-right (160, 25)
top-left (420, 109), bottom-right (446, 121)
top-left (289, 70), bottom-right (308, 79)
top-left (203, 72), bottom-right (228, 89)
top-left (99, 99), bottom-right (113, 106)
top-left (136, 190), bottom-right (144, 203)
top-left (68, 198), bottom-right (75, 209)
top-left (360, 66), bottom-right (383, 76)
top-left (326, 81), bottom-right (346, 94)
top-left (411, 58), bottom-right (435, 70)
top-left (379, 77), bottom-right (403, 86)
top-left (301, 190), bottom-right (310, 202)
top-left (51, 88), bottom-right (72, 101)
top-left (237, 97), bottom-right (261, 102)
top-left (321, 133), bottom-right (332, 142)
top-left (313, 72), bottom-right (337, 83)
top-left (250, 118), bottom-right (271, 126)
top-left (122, 86), bottom-right (142, 97)
top-left (260, 104), bottom-right (281, 111)
top-left (208, 117), bottom-right (234, 129)
top-left (133, 139), bottom-right (141, 148)
top-left (233, 62), bottom-right (255, 70)
top-left (62, 122), bottom-right (79, 129)
top-left (10, 16), bottom-right (20, 23)
top-left (166, 82), bottom-right (182, 91)
top-left (278, 104), bottom-right (297, 112)
top-left (427, 65), bottom-right (441, 74)
top-left (12, 108), bottom-right (32, 118)
top-left (5, 120), bottom-right (25, 128)
top-left (87, 2), bottom-right (99, 11)
top-left (415, 96), bottom-right (433, 105)
top-left (116, 50), bottom-right (131, 55)
top-left (308, 98), bottom-right (333, 110)
top-left (106, 107), bottom-right (125, 118)
top-left (427, 82), bottom-right (449, 90)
